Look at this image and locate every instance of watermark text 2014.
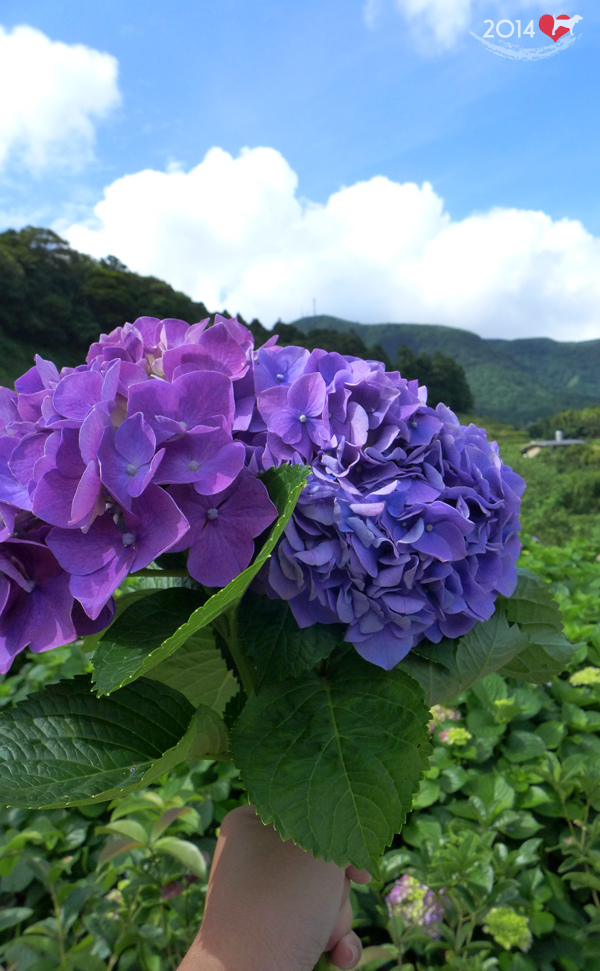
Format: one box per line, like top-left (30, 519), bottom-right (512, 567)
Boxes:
top-left (482, 19), bottom-right (535, 39)
top-left (472, 13), bottom-right (582, 59)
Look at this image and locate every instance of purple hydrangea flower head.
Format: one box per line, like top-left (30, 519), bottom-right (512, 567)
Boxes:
top-left (0, 313), bottom-right (524, 674)
top-left (258, 356), bottom-right (524, 670)
top-left (385, 875), bottom-right (445, 939)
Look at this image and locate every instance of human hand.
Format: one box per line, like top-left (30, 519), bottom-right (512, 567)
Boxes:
top-left (178, 804), bottom-right (372, 971)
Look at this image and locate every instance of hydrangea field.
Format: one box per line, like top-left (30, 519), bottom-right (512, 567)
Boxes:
top-left (0, 532), bottom-right (598, 969)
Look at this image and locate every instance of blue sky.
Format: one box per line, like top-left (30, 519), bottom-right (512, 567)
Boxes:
top-left (0, 0), bottom-right (598, 340)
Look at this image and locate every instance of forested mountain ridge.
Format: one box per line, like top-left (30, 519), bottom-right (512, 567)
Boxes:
top-left (289, 315), bottom-right (600, 426)
top-left (0, 227), bottom-right (211, 387)
top-left (1, 227), bottom-right (598, 426)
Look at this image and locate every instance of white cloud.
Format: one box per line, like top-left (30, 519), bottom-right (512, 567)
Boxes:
top-left (62, 146), bottom-right (600, 342)
top-left (363, 0), bottom-right (383, 30)
top-left (0, 24), bottom-right (121, 173)
top-left (370, 0), bottom-right (547, 50)
top-left (393, 0), bottom-right (474, 47)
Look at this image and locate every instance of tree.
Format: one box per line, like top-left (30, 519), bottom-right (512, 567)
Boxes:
top-left (396, 345), bottom-right (474, 412)
top-left (0, 227), bottom-right (213, 384)
top-left (271, 323), bottom-right (392, 368)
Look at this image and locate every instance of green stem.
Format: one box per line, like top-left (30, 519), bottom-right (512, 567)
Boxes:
top-left (314, 955), bottom-right (333, 971)
top-left (48, 881), bottom-right (66, 968)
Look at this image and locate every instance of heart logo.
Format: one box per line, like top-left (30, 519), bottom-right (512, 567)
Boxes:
top-left (539, 14), bottom-right (571, 42)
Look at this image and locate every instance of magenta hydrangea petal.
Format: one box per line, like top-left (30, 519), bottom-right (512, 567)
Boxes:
top-left (187, 520), bottom-right (254, 588)
top-left (174, 370), bottom-right (235, 432)
top-left (33, 468), bottom-right (83, 527)
top-left (0, 541), bottom-right (76, 668)
top-left (47, 514), bottom-right (125, 576)
top-left (287, 372), bottom-right (327, 416)
top-left (53, 370), bottom-right (104, 421)
top-left (98, 416), bottom-right (161, 508)
top-left (7, 433), bottom-right (48, 489)
top-left (156, 434), bottom-right (245, 493)
top-left (69, 556), bottom-right (130, 620)
top-left (126, 484), bottom-right (190, 573)
top-left (70, 460), bottom-right (103, 525)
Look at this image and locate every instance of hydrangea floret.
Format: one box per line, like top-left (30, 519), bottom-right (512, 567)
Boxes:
top-left (0, 314), bottom-right (576, 884)
top-left (428, 703), bottom-right (462, 733)
top-left (483, 907), bottom-right (532, 952)
top-left (385, 874), bottom-right (446, 939)
top-left (569, 666), bottom-right (600, 686)
top-left (438, 726), bottom-right (473, 746)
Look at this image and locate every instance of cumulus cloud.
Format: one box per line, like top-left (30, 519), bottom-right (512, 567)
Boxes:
top-left (363, 0), bottom-right (383, 30)
top-left (63, 146), bottom-right (600, 342)
top-left (0, 24), bottom-right (121, 172)
top-left (370, 0), bottom-right (546, 50)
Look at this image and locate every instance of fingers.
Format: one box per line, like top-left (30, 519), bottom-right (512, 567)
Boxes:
top-left (328, 930), bottom-right (363, 970)
top-left (345, 865), bottom-right (372, 884)
top-left (324, 890), bottom-right (353, 951)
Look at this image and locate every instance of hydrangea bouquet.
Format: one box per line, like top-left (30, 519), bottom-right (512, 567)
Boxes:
top-left (0, 314), bottom-right (574, 875)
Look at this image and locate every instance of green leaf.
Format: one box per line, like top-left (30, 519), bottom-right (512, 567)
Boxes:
top-left (80, 587), bottom-right (163, 654)
top-left (500, 569), bottom-right (563, 627)
top-left (153, 836), bottom-right (207, 879)
top-left (412, 778), bottom-right (441, 809)
top-left (0, 907), bottom-right (34, 931)
top-left (536, 720), bottom-right (567, 749)
top-left (502, 730), bottom-right (547, 764)
top-left (96, 819), bottom-right (149, 844)
top-left (495, 810), bottom-right (543, 840)
top-left (145, 628), bottom-right (239, 714)
top-left (231, 647), bottom-right (431, 872)
top-left (399, 608), bottom-right (529, 705)
top-left (151, 807), bottom-right (192, 840)
top-left (0, 675), bottom-right (194, 808)
top-left (97, 836), bottom-right (145, 865)
top-left (139, 702), bottom-right (230, 788)
top-left (395, 645), bottom-right (456, 708)
top-left (562, 871), bottom-right (600, 892)
top-left (92, 588), bottom-right (205, 695)
top-left (529, 911), bottom-right (555, 937)
top-left (92, 464), bottom-right (309, 696)
top-left (468, 772), bottom-right (515, 813)
top-left (497, 569), bottom-right (576, 681)
top-left (497, 629), bottom-right (575, 682)
top-left (239, 592), bottom-right (344, 691)
top-left (455, 610), bottom-right (529, 679)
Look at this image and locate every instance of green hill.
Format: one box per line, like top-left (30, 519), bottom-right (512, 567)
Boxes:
top-left (0, 227), bottom-right (212, 388)
top-left (1, 227), bottom-right (598, 428)
top-left (288, 315), bottom-right (600, 426)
